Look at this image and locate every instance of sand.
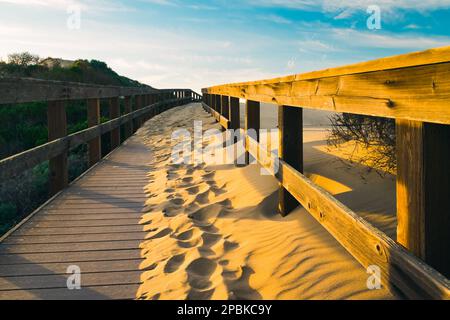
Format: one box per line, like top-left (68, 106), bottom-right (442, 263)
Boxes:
top-left (135, 102), bottom-right (399, 300)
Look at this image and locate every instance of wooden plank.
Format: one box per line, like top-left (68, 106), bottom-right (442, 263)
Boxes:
top-left (47, 100), bottom-right (68, 195)
top-left (230, 97), bottom-right (240, 130)
top-left (87, 98), bottom-right (101, 167)
top-left (0, 77), bottom-right (160, 104)
top-left (244, 136), bottom-right (450, 299)
top-left (0, 270), bottom-right (142, 291)
top-left (53, 197), bottom-right (147, 204)
top-left (0, 240), bottom-right (142, 254)
top-left (13, 225), bottom-right (144, 236)
top-left (4, 232), bottom-right (146, 245)
top-left (245, 100), bottom-right (260, 164)
top-left (0, 259), bottom-right (143, 277)
top-left (124, 96), bottom-right (133, 138)
top-left (203, 47), bottom-right (450, 125)
top-left (278, 105), bottom-right (303, 216)
top-left (396, 120), bottom-right (450, 278)
top-left (32, 213), bottom-right (142, 222)
top-left (24, 219), bottom-right (141, 228)
top-left (0, 249), bottom-right (141, 265)
top-left (0, 284), bottom-right (140, 300)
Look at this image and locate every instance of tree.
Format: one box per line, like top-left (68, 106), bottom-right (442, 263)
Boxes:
top-left (7, 52), bottom-right (40, 66)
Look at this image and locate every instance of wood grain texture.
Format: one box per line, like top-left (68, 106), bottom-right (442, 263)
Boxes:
top-left (245, 137), bottom-right (450, 300)
top-left (203, 46), bottom-right (450, 125)
top-left (47, 100), bottom-right (68, 195)
top-left (123, 96), bottom-right (133, 138)
top-left (0, 98), bottom-right (191, 181)
top-left (87, 98), bottom-right (101, 167)
top-left (209, 108), bottom-right (450, 299)
top-left (278, 105), bottom-right (303, 216)
top-left (0, 77), bottom-right (159, 104)
top-left (396, 120), bottom-right (450, 278)
top-left (0, 132), bottom-right (153, 300)
top-left (109, 97), bottom-right (121, 149)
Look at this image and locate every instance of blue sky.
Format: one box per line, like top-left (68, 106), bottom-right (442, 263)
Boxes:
top-left (1, 0), bottom-right (450, 92)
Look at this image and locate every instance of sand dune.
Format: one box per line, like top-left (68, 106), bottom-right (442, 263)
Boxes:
top-left (135, 103), bottom-right (399, 300)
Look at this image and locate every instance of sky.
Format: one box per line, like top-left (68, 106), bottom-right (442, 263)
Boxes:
top-left (1, 0), bottom-right (450, 93)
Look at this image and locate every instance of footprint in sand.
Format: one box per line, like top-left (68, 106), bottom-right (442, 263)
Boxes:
top-left (186, 258), bottom-right (217, 288)
top-left (188, 204), bottom-right (224, 225)
top-left (147, 228), bottom-right (172, 240)
top-left (185, 186), bottom-right (200, 195)
top-left (176, 229), bottom-right (194, 241)
top-left (164, 253), bottom-right (186, 273)
top-left (169, 198), bottom-right (185, 206)
top-left (202, 233), bottom-right (222, 248)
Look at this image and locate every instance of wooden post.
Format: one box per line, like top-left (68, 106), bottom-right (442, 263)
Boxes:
top-left (47, 100), bottom-right (68, 195)
top-left (230, 97), bottom-right (240, 130)
top-left (278, 105), bottom-right (303, 216)
top-left (124, 96), bottom-right (133, 138)
top-left (109, 97), bottom-right (120, 149)
top-left (396, 120), bottom-right (450, 278)
top-left (134, 95), bottom-right (142, 130)
top-left (87, 98), bottom-right (101, 167)
top-left (216, 95), bottom-right (222, 116)
top-left (222, 95), bottom-right (229, 119)
top-left (245, 100), bottom-right (260, 165)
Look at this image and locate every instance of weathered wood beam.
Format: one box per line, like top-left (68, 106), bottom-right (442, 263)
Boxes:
top-left (229, 97), bottom-right (240, 130)
top-left (203, 46), bottom-right (450, 125)
top-left (87, 98), bottom-right (101, 167)
top-left (221, 95), bottom-right (230, 120)
top-left (245, 100), bottom-right (260, 164)
top-left (47, 100), bottom-right (68, 195)
top-left (0, 98), bottom-right (188, 181)
top-left (123, 96), bottom-right (133, 138)
top-left (396, 120), bottom-right (450, 278)
top-left (244, 136), bottom-right (450, 300)
top-left (278, 105), bottom-right (303, 216)
top-left (0, 77), bottom-right (159, 105)
top-left (109, 97), bottom-right (121, 149)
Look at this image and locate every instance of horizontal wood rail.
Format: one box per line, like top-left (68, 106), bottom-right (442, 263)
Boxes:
top-left (202, 46), bottom-right (450, 300)
top-left (203, 46), bottom-right (450, 125)
top-left (0, 97), bottom-right (190, 181)
top-left (0, 78), bottom-right (202, 195)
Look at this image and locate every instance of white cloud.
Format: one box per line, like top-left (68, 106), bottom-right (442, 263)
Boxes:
top-left (248, 0), bottom-right (450, 16)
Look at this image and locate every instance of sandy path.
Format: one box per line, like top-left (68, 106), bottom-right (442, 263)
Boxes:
top-left (135, 103), bottom-right (399, 300)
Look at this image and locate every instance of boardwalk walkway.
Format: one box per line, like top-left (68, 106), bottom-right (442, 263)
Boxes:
top-left (0, 134), bottom-right (152, 299)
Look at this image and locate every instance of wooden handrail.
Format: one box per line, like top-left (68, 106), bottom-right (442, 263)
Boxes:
top-left (0, 97), bottom-right (190, 181)
top-left (203, 45), bottom-right (450, 125)
top-left (0, 79), bottom-right (202, 195)
top-left (201, 46), bottom-right (450, 299)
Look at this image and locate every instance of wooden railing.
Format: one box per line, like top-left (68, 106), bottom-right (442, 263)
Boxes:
top-left (202, 46), bottom-right (450, 300)
top-left (0, 77), bottom-right (202, 195)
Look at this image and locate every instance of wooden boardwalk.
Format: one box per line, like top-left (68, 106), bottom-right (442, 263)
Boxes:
top-left (0, 134), bottom-right (152, 300)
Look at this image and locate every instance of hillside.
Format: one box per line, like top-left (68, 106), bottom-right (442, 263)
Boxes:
top-left (0, 53), bottom-right (148, 87)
